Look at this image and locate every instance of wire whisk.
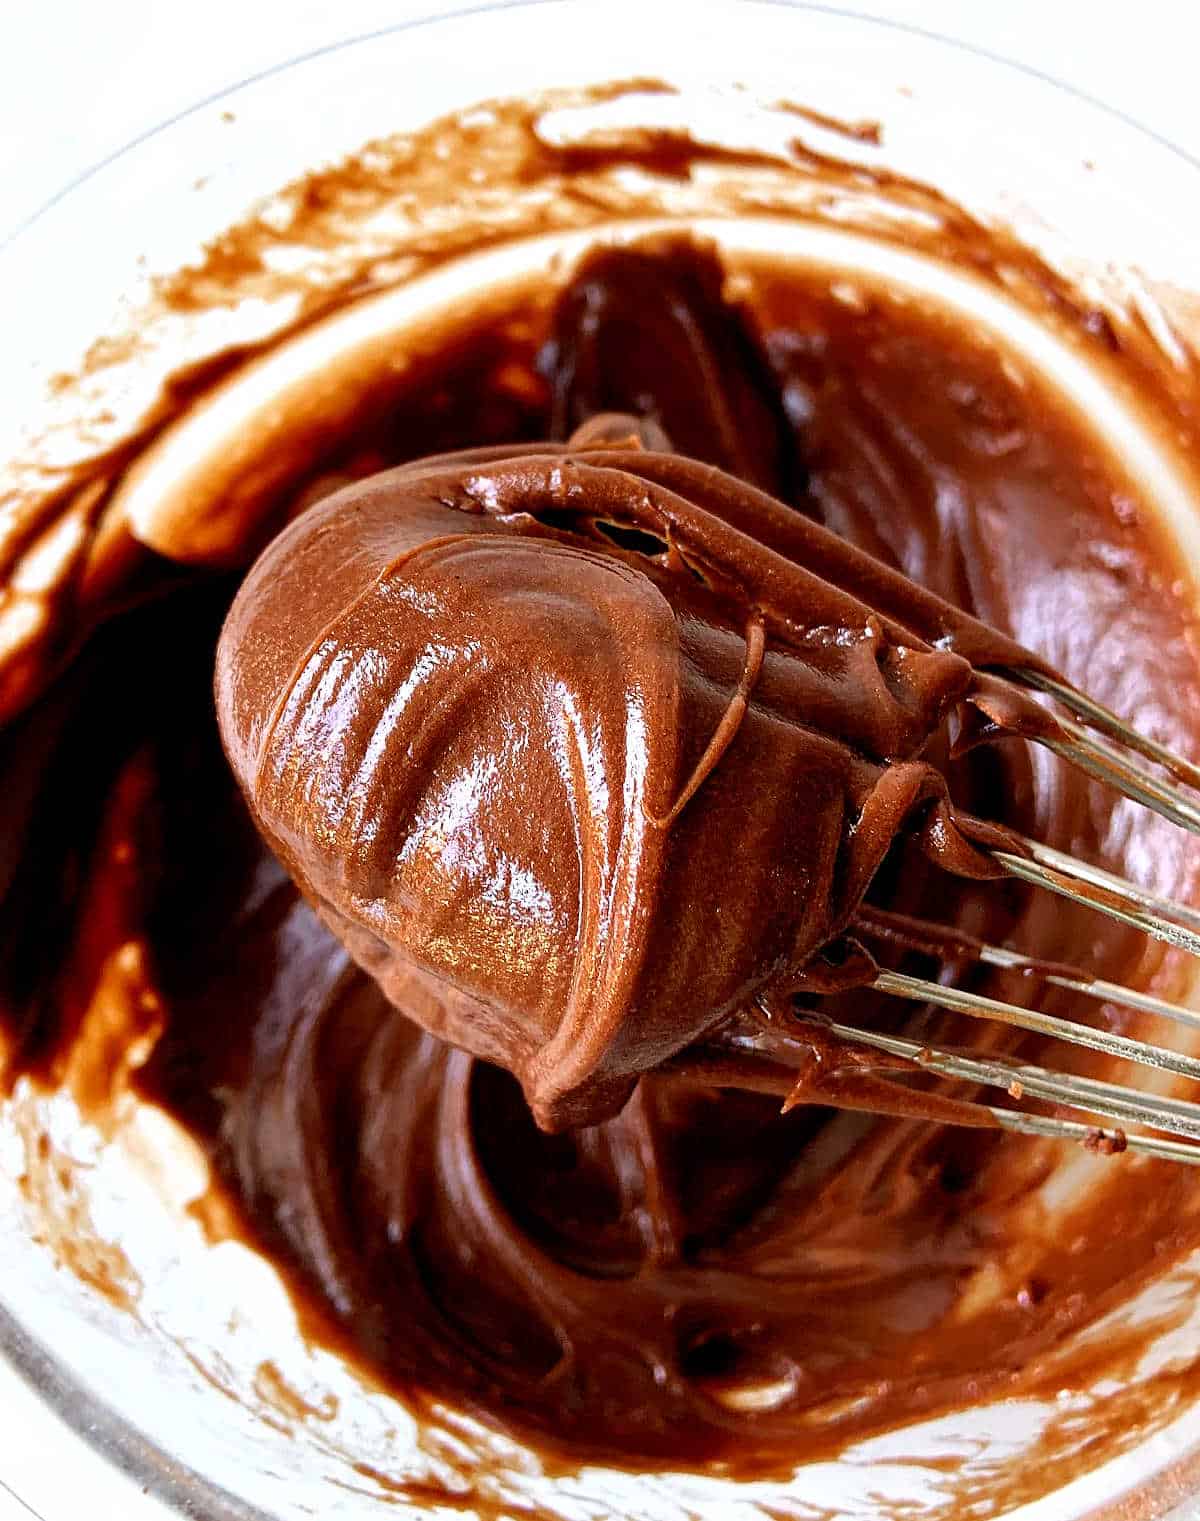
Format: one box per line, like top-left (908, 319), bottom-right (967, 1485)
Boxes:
top-left (664, 662), bottom-right (1200, 1164)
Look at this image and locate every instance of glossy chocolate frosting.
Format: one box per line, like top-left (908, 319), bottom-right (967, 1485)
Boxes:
top-left (216, 386), bottom-right (1052, 1129)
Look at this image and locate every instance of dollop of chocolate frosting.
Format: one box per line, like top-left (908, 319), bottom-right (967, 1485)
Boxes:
top-left (216, 413), bottom-right (1050, 1129)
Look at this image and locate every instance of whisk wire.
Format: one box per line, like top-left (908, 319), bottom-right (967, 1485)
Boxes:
top-left (1038, 713), bottom-right (1200, 835)
top-left (799, 682), bottom-right (1200, 1161)
top-left (769, 670), bottom-right (1200, 1160)
top-left (872, 969), bottom-right (1200, 1084)
top-left (803, 1023), bottom-right (1200, 1144)
top-left (994, 848), bottom-right (1200, 958)
top-left (1000, 667), bottom-right (1200, 794)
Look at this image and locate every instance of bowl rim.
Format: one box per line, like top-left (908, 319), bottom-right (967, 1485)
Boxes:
top-left (6, 0), bottom-right (1200, 253)
top-left (4, 4), bottom-right (1200, 1517)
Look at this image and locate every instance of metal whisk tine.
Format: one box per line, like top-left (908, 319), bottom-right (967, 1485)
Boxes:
top-left (843, 836), bottom-right (1200, 1159)
top-left (1037, 712), bottom-right (1200, 835)
top-left (990, 1112), bottom-right (1200, 1165)
top-left (870, 970), bottom-right (1200, 1084)
top-left (1010, 837), bottom-right (1200, 934)
top-left (999, 666), bottom-right (1200, 795)
top-left (716, 1025), bottom-right (1200, 1162)
top-left (819, 1025), bottom-right (1200, 1140)
top-left (738, 715), bottom-right (1200, 1163)
top-left (827, 838), bottom-right (1200, 1160)
top-left (730, 668), bottom-right (1200, 1161)
top-left (993, 840), bottom-right (1200, 957)
top-left (991, 666), bottom-right (1200, 834)
top-left (854, 905), bottom-right (1200, 1032)
top-left (816, 1023), bottom-right (1200, 1152)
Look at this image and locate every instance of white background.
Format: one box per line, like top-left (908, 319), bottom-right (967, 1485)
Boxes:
top-left (0, 2), bottom-right (1197, 1518)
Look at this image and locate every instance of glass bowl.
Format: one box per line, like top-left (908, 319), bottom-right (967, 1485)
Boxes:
top-left (4, 4), bottom-right (1200, 1518)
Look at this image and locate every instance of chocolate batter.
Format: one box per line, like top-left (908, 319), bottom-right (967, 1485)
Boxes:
top-left (5, 213), bottom-right (1200, 1483)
